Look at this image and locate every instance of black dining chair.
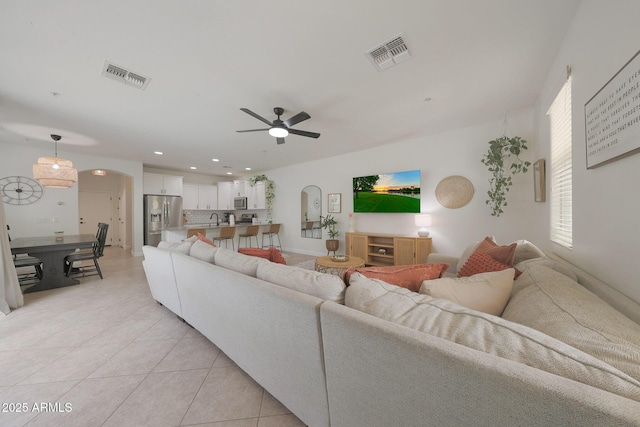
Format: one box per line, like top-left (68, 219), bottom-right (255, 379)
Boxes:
top-left (64, 222), bottom-right (109, 279)
top-left (7, 225), bottom-right (43, 284)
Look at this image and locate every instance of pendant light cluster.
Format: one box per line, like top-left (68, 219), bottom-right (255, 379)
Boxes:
top-left (33, 134), bottom-right (78, 188)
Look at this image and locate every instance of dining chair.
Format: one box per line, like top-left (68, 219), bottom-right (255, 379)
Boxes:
top-left (261, 223), bottom-right (282, 250)
top-left (64, 222), bottom-right (109, 279)
top-left (213, 226), bottom-right (236, 250)
top-left (238, 225), bottom-right (260, 248)
top-left (7, 225), bottom-right (43, 284)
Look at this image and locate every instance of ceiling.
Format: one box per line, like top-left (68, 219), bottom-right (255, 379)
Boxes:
top-left (0, 0), bottom-right (580, 177)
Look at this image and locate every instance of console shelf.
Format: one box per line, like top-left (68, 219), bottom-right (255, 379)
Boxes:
top-left (346, 232), bottom-right (432, 267)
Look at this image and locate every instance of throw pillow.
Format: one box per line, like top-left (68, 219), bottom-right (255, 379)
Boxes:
top-left (458, 252), bottom-right (521, 279)
top-left (511, 239), bottom-right (545, 265)
top-left (238, 247), bottom-right (287, 264)
top-left (345, 273), bottom-right (640, 402)
top-left (419, 268), bottom-right (514, 316)
top-left (344, 263), bottom-right (450, 292)
top-left (197, 232), bottom-right (216, 247)
top-left (474, 236), bottom-right (516, 266)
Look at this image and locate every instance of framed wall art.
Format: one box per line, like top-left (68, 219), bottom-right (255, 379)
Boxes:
top-left (533, 159), bottom-right (545, 202)
top-left (585, 50), bottom-right (640, 169)
top-left (328, 193), bottom-right (341, 213)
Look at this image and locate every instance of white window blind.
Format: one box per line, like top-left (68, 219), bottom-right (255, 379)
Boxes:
top-left (547, 76), bottom-right (572, 248)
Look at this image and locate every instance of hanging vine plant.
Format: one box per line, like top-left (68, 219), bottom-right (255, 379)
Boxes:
top-left (249, 174), bottom-right (275, 212)
top-left (481, 136), bottom-right (531, 217)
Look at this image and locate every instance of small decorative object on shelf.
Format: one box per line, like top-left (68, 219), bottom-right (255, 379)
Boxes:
top-left (378, 248), bottom-right (387, 255)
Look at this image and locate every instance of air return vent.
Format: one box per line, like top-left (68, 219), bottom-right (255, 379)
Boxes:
top-left (365, 34), bottom-right (412, 71)
top-left (101, 61), bottom-right (150, 90)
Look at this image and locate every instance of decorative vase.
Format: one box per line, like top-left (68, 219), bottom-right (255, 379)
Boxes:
top-left (326, 239), bottom-right (339, 255)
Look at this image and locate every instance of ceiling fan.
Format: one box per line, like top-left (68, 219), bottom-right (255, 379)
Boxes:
top-left (236, 107), bottom-right (320, 144)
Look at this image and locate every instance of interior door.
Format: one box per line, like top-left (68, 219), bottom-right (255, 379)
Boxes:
top-left (79, 191), bottom-right (113, 245)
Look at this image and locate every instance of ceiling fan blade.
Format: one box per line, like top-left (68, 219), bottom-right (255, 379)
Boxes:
top-left (276, 138), bottom-right (286, 145)
top-left (288, 128), bottom-right (321, 139)
top-left (236, 128), bottom-right (270, 133)
top-left (240, 108), bottom-right (273, 126)
top-left (283, 111), bottom-right (310, 128)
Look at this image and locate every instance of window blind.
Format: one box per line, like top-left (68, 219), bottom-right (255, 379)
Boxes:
top-left (548, 76), bottom-right (572, 248)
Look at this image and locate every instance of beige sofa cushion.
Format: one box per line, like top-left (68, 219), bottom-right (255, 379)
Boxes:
top-left (511, 239), bottom-right (545, 265)
top-left (257, 262), bottom-right (346, 304)
top-left (346, 273), bottom-right (640, 401)
top-left (157, 235), bottom-right (197, 254)
top-left (502, 265), bottom-right (640, 383)
top-left (189, 239), bottom-right (217, 263)
top-left (419, 268), bottom-right (514, 316)
top-left (214, 247), bottom-right (268, 277)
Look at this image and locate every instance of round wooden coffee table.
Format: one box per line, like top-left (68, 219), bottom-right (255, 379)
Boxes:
top-left (315, 255), bottom-right (365, 278)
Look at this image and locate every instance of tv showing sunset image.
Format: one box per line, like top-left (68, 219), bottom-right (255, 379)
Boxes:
top-left (353, 169), bottom-right (421, 213)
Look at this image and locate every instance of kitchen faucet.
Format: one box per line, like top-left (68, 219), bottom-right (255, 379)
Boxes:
top-left (209, 213), bottom-right (219, 226)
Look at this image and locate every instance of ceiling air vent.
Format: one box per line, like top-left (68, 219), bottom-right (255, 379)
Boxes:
top-left (365, 34), bottom-right (412, 71)
top-left (102, 61), bottom-right (150, 90)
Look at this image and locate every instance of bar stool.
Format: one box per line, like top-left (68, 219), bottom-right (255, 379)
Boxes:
top-left (303, 221), bottom-right (313, 237)
top-left (239, 225), bottom-right (260, 248)
top-left (186, 228), bottom-right (206, 239)
top-left (213, 226), bottom-right (236, 250)
top-left (261, 223), bottom-right (281, 250)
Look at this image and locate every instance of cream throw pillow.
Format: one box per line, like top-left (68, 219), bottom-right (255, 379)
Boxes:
top-left (346, 273), bottom-right (640, 402)
top-left (419, 269), bottom-right (514, 316)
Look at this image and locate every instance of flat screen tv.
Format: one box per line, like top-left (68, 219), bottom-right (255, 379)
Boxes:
top-left (353, 169), bottom-right (420, 213)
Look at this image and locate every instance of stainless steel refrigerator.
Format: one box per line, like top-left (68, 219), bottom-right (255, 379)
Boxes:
top-left (144, 195), bottom-right (183, 246)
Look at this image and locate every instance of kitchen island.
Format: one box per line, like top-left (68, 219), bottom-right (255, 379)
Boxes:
top-left (162, 222), bottom-right (277, 249)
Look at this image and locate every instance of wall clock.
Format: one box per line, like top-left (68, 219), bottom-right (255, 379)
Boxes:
top-left (0, 176), bottom-right (44, 205)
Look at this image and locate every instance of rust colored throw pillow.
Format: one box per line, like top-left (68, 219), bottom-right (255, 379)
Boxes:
top-left (268, 247), bottom-right (287, 264)
top-left (458, 252), bottom-right (521, 279)
top-left (344, 263), bottom-right (449, 292)
top-left (238, 247), bottom-right (286, 264)
top-left (474, 236), bottom-right (517, 266)
top-left (197, 232), bottom-right (216, 247)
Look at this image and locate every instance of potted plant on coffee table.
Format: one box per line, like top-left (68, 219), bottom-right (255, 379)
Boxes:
top-left (320, 214), bottom-right (340, 255)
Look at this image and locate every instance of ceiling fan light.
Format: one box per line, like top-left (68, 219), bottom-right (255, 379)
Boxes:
top-left (269, 127), bottom-right (288, 138)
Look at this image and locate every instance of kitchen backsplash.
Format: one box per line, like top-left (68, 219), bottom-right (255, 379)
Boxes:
top-left (183, 210), bottom-right (269, 224)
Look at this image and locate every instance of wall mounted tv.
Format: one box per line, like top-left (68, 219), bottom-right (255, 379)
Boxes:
top-left (353, 169), bottom-right (421, 213)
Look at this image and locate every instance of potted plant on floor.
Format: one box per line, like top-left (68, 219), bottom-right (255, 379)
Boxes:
top-left (320, 214), bottom-right (340, 254)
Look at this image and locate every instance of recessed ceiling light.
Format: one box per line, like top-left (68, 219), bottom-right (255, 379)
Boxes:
top-left (212, 158), bottom-right (219, 162)
top-left (190, 166), bottom-right (197, 170)
top-left (226, 172), bottom-right (232, 175)
top-left (245, 167), bottom-right (252, 171)
top-left (154, 151), bottom-right (163, 155)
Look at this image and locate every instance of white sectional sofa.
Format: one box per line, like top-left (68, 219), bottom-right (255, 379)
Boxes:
top-left (142, 239), bottom-right (640, 426)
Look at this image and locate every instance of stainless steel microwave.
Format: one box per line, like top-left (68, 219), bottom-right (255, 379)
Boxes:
top-left (234, 197), bottom-right (247, 210)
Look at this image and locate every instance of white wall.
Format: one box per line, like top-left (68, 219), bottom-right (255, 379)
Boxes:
top-left (533, 0), bottom-right (640, 303)
top-left (0, 142), bottom-right (144, 255)
top-left (266, 108), bottom-right (542, 257)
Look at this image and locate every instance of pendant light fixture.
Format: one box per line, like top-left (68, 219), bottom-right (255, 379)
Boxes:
top-left (33, 134), bottom-right (78, 188)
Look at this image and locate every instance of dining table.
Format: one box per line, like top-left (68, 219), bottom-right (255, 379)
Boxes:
top-left (10, 234), bottom-right (98, 293)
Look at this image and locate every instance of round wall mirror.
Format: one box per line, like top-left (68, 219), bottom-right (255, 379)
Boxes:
top-left (301, 185), bottom-right (321, 239)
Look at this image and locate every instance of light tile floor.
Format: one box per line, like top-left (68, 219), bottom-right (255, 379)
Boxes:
top-left (0, 247), bottom-right (314, 427)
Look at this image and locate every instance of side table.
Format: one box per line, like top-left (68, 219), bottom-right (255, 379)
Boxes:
top-left (315, 255), bottom-right (365, 279)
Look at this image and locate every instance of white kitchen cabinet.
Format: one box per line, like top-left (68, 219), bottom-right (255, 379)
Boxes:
top-left (143, 173), bottom-right (183, 196)
top-left (247, 181), bottom-right (267, 209)
top-left (232, 180), bottom-right (248, 197)
top-left (198, 185), bottom-right (218, 210)
top-left (217, 181), bottom-right (232, 210)
top-left (182, 184), bottom-right (199, 210)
